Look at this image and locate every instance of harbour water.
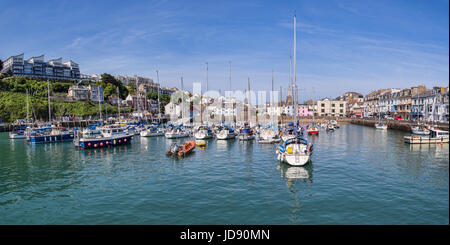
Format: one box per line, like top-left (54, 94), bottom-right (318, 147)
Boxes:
top-left (0, 124), bottom-right (448, 224)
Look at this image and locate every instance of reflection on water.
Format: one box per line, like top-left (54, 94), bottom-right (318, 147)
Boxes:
top-left (276, 162), bottom-right (314, 224)
top-left (0, 124), bottom-right (448, 224)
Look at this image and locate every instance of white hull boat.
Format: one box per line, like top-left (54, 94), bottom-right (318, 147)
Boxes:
top-left (140, 128), bottom-right (164, 137)
top-left (375, 123), bottom-right (388, 130)
top-left (9, 132), bottom-right (27, 139)
top-left (276, 138), bottom-right (313, 166)
top-left (194, 131), bottom-right (213, 140)
top-left (165, 131), bottom-right (190, 139)
top-left (216, 130), bottom-right (236, 140)
top-left (238, 135), bottom-right (255, 141)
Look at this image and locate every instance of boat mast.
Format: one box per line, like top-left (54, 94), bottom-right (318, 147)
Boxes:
top-left (47, 80), bottom-right (51, 122)
top-left (312, 87), bottom-right (315, 125)
top-left (292, 14), bottom-right (298, 132)
top-left (271, 69), bottom-right (274, 124)
top-left (26, 89), bottom-right (29, 125)
top-left (98, 91), bottom-right (102, 122)
top-left (156, 70), bottom-right (161, 123)
top-left (248, 77), bottom-right (251, 125)
top-left (181, 76), bottom-right (184, 124)
top-left (135, 77), bottom-right (140, 120)
top-left (117, 86), bottom-right (121, 122)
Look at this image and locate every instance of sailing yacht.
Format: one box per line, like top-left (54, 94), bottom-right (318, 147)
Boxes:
top-left (276, 14), bottom-right (313, 166)
top-left (259, 122), bottom-right (280, 143)
top-left (216, 125), bottom-right (236, 140)
top-left (194, 125), bottom-right (214, 139)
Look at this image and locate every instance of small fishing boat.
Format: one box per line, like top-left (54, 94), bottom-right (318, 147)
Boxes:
top-left (307, 125), bottom-right (319, 135)
top-left (216, 125), bottom-right (236, 140)
top-left (73, 125), bottom-right (133, 149)
top-left (167, 140), bottom-right (195, 157)
top-left (165, 124), bottom-right (190, 139)
top-left (27, 126), bottom-right (74, 144)
top-left (140, 125), bottom-right (164, 137)
top-left (9, 126), bottom-right (28, 139)
top-left (411, 125), bottom-right (430, 135)
top-left (194, 125), bottom-right (214, 140)
top-left (326, 124), bottom-right (335, 131)
top-left (375, 123), bottom-right (388, 130)
top-left (276, 137), bottom-right (313, 166)
top-left (238, 123), bottom-right (255, 141)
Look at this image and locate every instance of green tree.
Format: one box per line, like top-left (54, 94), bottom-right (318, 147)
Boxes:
top-left (0, 59), bottom-right (3, 71)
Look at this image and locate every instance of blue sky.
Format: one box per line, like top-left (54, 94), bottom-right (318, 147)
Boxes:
top-left (1, 0), bottom-right (448, 100)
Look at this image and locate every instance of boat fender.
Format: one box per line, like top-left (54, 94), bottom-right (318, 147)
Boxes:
top-left (100, 142), bottom-right (103, 147)
top-left (94, 144), bottom-right (97, 148)
top-left (118, 140), bottom-right (121, 143)
top-left (124, 138), bottom-right (127, 142)
top-left (88, 143), bottom-right (91, 146)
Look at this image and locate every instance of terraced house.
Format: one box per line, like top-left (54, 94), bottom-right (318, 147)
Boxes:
top-left (0, 54), bottom-right (81, 80)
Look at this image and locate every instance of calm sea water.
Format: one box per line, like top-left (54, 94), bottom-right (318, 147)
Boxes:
top-left (0, 124), bottom-right (448, 224)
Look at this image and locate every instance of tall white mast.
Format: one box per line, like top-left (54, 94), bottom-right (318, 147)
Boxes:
top-left (26, 89), bottom-right (29, 124)
top-left (206, 62), bottom-right (209, 92)
top-left (156, 70), bottom-right (161, 123)
top-left (117, 86), bottom-right (121, 121)
top-left (135, 77), bottom-right (140, 120)
top-left (181, 77), bottom-right (184, 123)
top-left (293, 14), bottom-right (298, 127)
top-left (47, 80), bottom-right (51, 122)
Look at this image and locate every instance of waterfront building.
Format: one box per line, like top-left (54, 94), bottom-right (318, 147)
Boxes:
top-left (297, 104), bottom-right (314, 117)
top-left (0, 54), bottom-right (81, 80)
top-left (316, 99), bottom-right (347, 117)
top-left (116, 75), bottom-right (153, 85)
top-left (396, 88), bottom-right (412, 120)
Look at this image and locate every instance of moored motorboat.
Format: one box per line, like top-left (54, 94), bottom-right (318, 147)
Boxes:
top-left (307, 125), bottom-right (319, 135)
top-left (165, 124), bottom-right (190, 139)
top-left (411, 125), bottom-right (430, 135)
top-left (404, 129), bottom-right (448, 144)
top-left (9, 127), bottom-right (28, 139)
top-left (73, 125), bottom-right (133, 149)
top-left (27, 126), bottom-right (74, 144)
top-left (216, 126), bottom-right (236, 140)
top-left (194, 125), bottom-right (214, 140)
top-left (375, 123), bottom-right (388, 130)
top-left (326, 124), bottom-right (335, 131)
top-left (238, 123), bottom-right (255, 141)
top-left (140, 126), bottom-right (164, 137)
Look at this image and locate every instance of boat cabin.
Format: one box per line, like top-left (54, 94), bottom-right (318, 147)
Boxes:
top-left (430, 129), bottom-right (449, 138)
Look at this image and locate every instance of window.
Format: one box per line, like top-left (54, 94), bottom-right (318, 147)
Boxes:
top-left (321, 109), bottom-right (325, 113)
top-left (321, 103), bottom-right (325, 107)
top-left (332, 104), bottom-right (335, 107)
top-left (340, 104), bottom-right (343, 107)
top-left (332, 109), bottom-right (335, 113)
top-left (340, 109), bottom-right (343, 113)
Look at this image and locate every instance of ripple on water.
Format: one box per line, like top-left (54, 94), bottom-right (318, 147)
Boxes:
top-left (0, 125), bottom-right (448, 224)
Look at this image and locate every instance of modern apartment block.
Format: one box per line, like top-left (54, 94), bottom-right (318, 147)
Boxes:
top-left (0, 54), bottom-right (81, 80)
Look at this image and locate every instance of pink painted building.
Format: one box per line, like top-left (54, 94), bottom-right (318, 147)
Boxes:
top-left (297, 104), bottom-right (314, 117)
